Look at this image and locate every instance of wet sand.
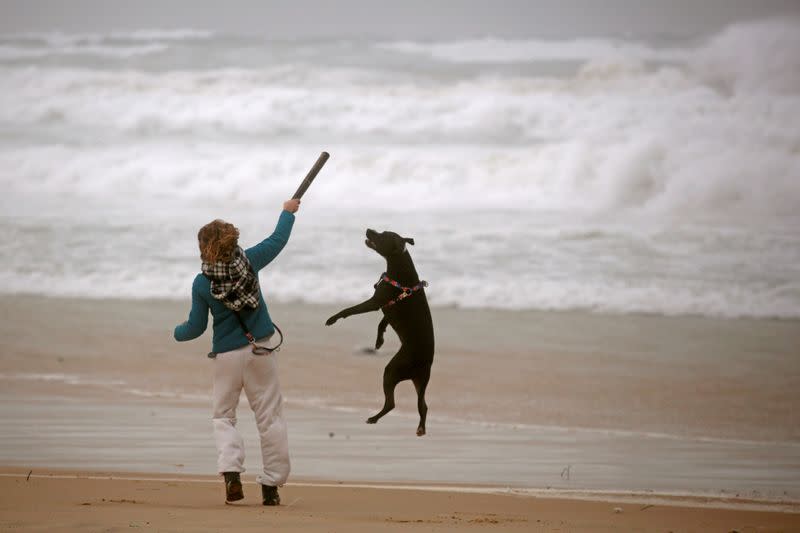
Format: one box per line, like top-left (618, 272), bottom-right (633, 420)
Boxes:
top-left (2, 295), bottom-right (798, 441)
top-left (2, 391), bottom-right (799, 499)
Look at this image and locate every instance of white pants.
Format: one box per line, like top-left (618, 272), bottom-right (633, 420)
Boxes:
top-left (212, 341), bottom-right (290, 486)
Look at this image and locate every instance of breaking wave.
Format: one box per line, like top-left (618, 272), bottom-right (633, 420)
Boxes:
top-left (1, 19), bottom-right (798, 318)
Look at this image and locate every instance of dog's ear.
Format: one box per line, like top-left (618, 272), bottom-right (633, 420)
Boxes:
top-left (404, 238), bottom-right (415, 246)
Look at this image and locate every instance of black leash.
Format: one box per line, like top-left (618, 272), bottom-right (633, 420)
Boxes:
top-left (233, 311), bottom-right (283, 356)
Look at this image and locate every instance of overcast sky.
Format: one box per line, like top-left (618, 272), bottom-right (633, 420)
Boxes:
top-left (1, 0), bottom-right (798, 39)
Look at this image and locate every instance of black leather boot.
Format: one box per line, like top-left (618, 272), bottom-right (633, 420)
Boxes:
top-left (223, 472), bottom-right (244, 502)
top-left (261, 484), bottom-right (280, 506)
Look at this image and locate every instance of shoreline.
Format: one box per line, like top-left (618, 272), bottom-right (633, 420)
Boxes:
top-left (7, 289), bottom-right (800, 323)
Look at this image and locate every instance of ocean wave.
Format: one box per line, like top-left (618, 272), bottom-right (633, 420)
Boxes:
top-left (0, 28), bottom-right (215, 61)
top-left (1, 29), bottom-right (215, 46)
top-left (1, 21), bottom-right (798, 140)
top-left (377, 17), bottom-right (800, 94)
top-left (0, 43), bottom-right (170, 60)
top-left (1, 20), bottom-right (798, 320)
top-left (689, 18), bottom-right (800, 95)
top-left (0, 207), bottom-right (798, 319)
top-left (378, 36), bottom-right (688, 64)
top-left (2, 137), bottom-right (799, 219)
top-left (2, 268), bottom-right (798, 319)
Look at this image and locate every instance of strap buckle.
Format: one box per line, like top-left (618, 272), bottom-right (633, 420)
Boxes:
top-left (249, 324), bottom-right (284, 356)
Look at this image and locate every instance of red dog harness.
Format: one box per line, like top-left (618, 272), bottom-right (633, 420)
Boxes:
top-left (378, 273), bottom-right (429, 309)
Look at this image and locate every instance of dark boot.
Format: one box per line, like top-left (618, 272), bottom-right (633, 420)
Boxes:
top-left (223, 472), bottom-right (244, 502)
top-left (261, 484), bottom-right (280, 506)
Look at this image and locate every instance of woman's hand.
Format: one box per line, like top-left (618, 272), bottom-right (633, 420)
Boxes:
top-left (283, 199), bottom-right (301, 213)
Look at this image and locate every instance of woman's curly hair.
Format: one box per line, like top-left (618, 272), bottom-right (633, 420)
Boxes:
top-left (198, 219), bottom-right (240, 263)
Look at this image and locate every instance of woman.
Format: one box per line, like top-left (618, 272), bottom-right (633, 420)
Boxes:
top-left (174, 198), bottom-right (300, 506)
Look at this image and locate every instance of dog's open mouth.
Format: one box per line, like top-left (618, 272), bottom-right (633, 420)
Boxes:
top-left (365, 228), bottom-right (378, 250)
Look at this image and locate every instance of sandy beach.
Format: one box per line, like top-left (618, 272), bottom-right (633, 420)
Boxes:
top-left (0, 470), bottom-right (800, 532)
top-left (1, 295), bottom-right (799, 530)
top-left (4, 4), bottom-right (800, 529)
top-left (2, 468), bottom-right (800, 532)
top-left (3, 5), bottom-right (800, 530)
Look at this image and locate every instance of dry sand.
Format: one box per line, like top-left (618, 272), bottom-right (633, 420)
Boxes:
top-left (1, 468), bottom-right (799, 532)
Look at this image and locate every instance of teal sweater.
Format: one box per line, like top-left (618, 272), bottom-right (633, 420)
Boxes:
top-left (174, 210), bottom-right (295, 354)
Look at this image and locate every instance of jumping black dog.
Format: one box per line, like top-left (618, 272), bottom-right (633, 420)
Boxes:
top-left (325, 229), bottom-right (435, 436)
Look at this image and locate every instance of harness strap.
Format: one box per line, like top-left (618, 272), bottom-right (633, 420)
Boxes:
top-left (379, 273), bottom-right (428, 309)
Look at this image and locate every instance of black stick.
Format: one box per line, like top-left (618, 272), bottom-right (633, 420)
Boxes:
top-left (293, 151), bottom-right (330, 199)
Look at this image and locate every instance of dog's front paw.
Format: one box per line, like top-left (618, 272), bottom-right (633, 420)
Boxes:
top-left (375, 336), bottom-right (384, 350)
top-left (366, 416), bottom-right (378, 424)
top-left (325, 315), bottom-right (339, 326)
top-left (416, 426), bottom-right (426, 437)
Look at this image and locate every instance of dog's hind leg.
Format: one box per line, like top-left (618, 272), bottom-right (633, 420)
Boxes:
top-left (366, 353), bottom-right (409, 425)
top-left (412, 366), bottom-right (431, 436)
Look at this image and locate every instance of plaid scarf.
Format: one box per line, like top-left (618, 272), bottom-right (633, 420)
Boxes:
top-left (201, 246), bottom-right (261, 312)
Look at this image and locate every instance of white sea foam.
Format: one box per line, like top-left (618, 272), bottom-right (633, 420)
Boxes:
top-left (1, 29), bottom-right (215, 47)
top-left (1, 136), bottom-right (798, 218)
top-left (0, 43), bottom-right (170, 60)
top-left (0, 29), bottom-right (214, 61)
top-left (0, 20), bottom-right (798, 318)
top-left (379, 36), bottom-right (688, 64)
top-left (689, 18), bottom-right (800, 95)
